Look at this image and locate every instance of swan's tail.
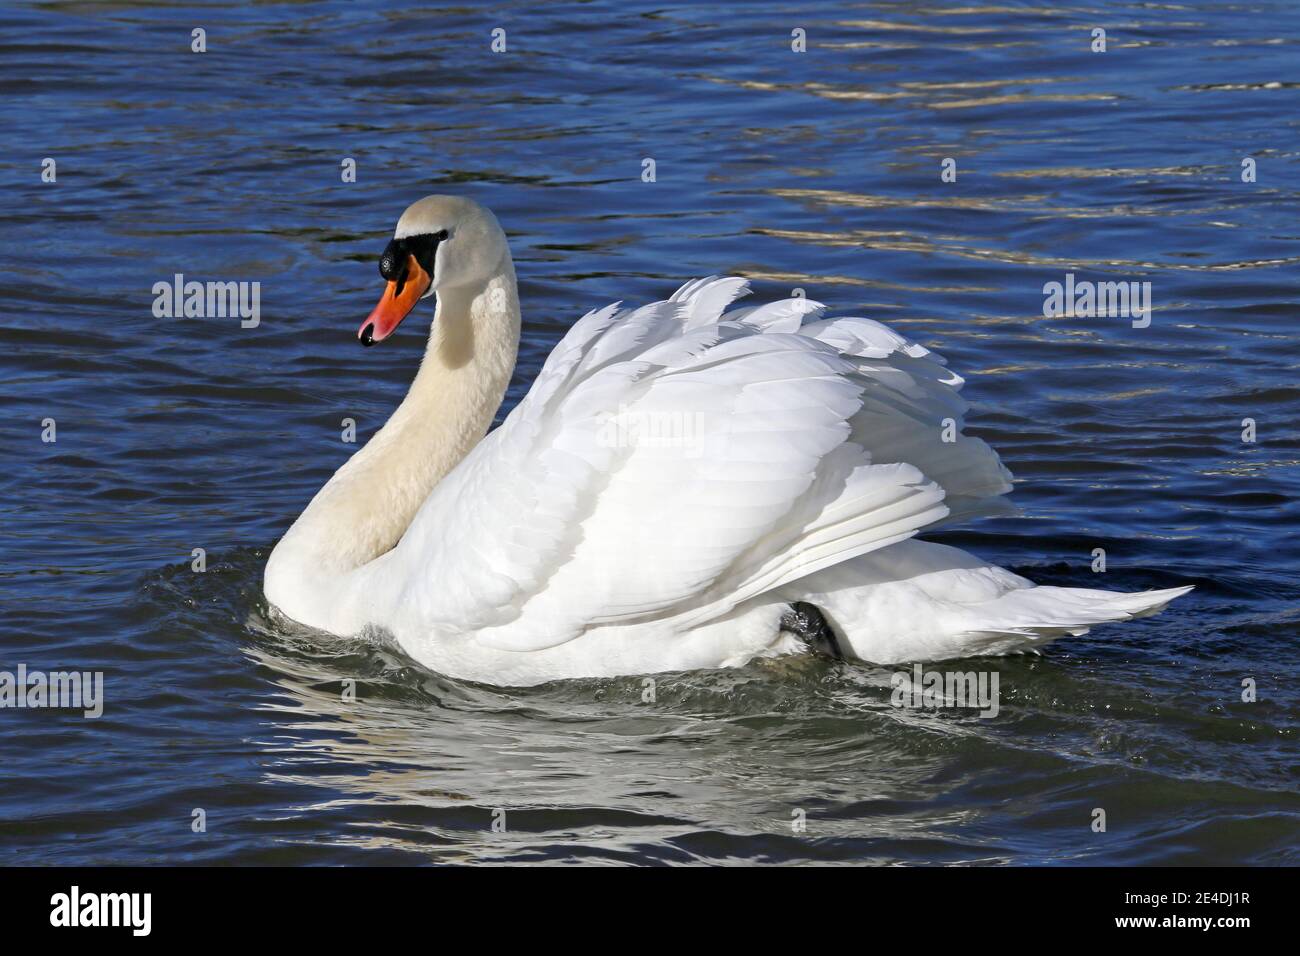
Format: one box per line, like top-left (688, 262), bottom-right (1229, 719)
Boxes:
top-left (926, 583), bottom-right (1195, 658)
top-left (779, 541), bottom-right (1194, 664)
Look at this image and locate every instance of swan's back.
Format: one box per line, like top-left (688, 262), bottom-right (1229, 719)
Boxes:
top-left (380, 277), bottom-right (1012, 652)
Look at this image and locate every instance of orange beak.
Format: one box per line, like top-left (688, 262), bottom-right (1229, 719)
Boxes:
top-left (358, 254), bottom-right (431, 346)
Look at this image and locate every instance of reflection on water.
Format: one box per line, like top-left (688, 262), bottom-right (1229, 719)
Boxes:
top-left (1, 0), bottom-right (1298, 863)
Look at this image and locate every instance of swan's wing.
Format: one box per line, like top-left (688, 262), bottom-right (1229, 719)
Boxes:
top-left (391, 278), bottom-right (1001, 651)
top-left (801, 315), bottom-right (1014, 522)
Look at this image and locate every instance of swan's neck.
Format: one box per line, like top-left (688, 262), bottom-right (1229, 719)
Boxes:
top-left (266, 261), bottom-right (520, 624)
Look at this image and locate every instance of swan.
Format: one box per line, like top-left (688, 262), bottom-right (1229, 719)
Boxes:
top-left (264, 195), bottom-right (1192, 686)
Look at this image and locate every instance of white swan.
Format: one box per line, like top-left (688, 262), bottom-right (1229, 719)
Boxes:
top-left (265, 195), bottom-right (1191, 686)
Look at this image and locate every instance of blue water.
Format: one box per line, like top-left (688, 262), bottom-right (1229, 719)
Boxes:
top-left (2, 0), bottom-right (1297, 864)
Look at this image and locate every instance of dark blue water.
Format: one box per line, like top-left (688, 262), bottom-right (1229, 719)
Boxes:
top-left (2, 1), bottom-right (1297, 864)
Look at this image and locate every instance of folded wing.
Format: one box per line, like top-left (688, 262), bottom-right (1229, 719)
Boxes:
top-left (389, 278), bottom-right (1013, 650)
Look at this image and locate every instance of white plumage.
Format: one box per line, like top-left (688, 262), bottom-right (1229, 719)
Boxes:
top-left (265, 196), bottom-right (1191, 686)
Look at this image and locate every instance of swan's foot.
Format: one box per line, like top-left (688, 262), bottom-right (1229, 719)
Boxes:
top-left (780, 602), bottom-right (844, 660)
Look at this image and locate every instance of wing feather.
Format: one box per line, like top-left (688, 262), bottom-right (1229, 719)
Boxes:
top-left (389, 278), bottom-right (1012, 651)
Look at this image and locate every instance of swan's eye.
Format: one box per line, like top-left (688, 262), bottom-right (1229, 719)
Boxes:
top-left (380, 230), bottom-right (447, 284)
top-left (379, 238), bottom-right (406, 281)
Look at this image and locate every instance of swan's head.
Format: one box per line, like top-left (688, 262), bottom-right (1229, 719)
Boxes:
top-left (358, 195), bottom-right (508, 346)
